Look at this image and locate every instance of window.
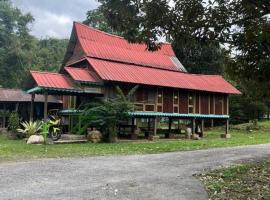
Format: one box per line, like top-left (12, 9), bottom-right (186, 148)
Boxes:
top-left (157, 89), bottom-right (163, 104)
top-left (146, 89), bottom-right (155, 104)
top-left (173, 90), bottom-right (179, 113)
top-left (157, 88), bottom-right (163, 112)
top-left (134, 104), bottom-right (144, 111)
top-left (188, 94), bottom-right (195, 113)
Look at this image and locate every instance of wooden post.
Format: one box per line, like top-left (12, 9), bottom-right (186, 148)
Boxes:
top-left (147, 118), bottom-right (151, 131)
top-left (153, 117), bottom-right (157, 136)
top-left (201, 119), bottom-right (205, 137)
top-left (211, 119), bottom-right (214, 128)
top-left (192, 118), bottom-right (196, 134)
top-left (167, 117), bottom-right (172, 138)
top-left (15, 103), bottom-right (19, 112)
top-left (225, 119), bottom-right (229, 135)
top-left (131, 117), bottom-right (135, 135)
top-left (44, 93), bottom-right (48, 120)
top-left (30, 93), bottom-right (35, 121)
top-left (3, 104), bottom-right (6, 128)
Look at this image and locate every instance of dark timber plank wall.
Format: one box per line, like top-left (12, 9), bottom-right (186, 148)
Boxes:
top-left (200, 93), bottom-right (209, 114)
top-left (179, 91), bottom-right (188, 114)
top-left (163, 89), bottom-right (173, 113)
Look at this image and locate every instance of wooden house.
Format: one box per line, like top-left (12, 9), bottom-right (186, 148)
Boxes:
top-left (27, 22), bottom-right (240, 138)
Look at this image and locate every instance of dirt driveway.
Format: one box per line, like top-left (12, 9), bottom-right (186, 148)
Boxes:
top-left (1, 144), bottom-right (270, 200)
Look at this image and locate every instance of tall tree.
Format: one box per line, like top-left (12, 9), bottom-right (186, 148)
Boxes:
top-left (0, 0), bottom-right (68, 88)
top-left (85, 4), bottom-right (225, 75)
top-left (84, 7), bottom-right (121, 35)
top-left (32, 38), bottom-right (68, 72)
top-left (0, 0), bottom-right (34, 88)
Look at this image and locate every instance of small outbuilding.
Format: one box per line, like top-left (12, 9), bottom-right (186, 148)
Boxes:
top-left (0, 88), bottom-right (62, 128)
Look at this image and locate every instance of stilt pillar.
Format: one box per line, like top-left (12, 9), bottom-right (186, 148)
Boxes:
top-left (131, 117), bottom-right (135, 135)
top-left (192, 118), bottom-right (196, 134)
top-left (225, 119), bottom-right (229, 135)
top-left (221, 119), bottom-right (231, 139)
top-left (167, 117), bottom-right (172, 138)
top-left (201, 119), bottom-right (205, 137)
top-left (44, 92), bottom-right (48, 120)
top-left (30, 93), bottom-right (35, 121)
top-left (3, 104), bottom-right (6, 128)
top-left (211, 119), bottom-right (214, 128)
top-left (153, 117), bottom-right (157, 136)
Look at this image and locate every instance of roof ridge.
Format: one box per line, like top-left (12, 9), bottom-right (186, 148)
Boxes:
top-left (30, 70), bottom-right (66, 76)
top-left (74, 21), bottom-right (172, 46)
top-left (86, 56), bottom-right (186, 73)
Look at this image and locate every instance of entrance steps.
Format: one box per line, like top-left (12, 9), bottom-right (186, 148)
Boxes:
top-left (54, 134), bottom-right (88, 144)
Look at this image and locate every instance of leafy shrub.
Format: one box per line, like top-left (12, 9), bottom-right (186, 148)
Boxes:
top-left (8, 112), bottom-right (20, 132)
top-left (17, 121), bottom-right (43, 138)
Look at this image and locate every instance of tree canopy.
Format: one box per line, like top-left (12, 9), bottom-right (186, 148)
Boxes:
top-left (97, 0), bottom-right (270, 99)
top-left (85, 4), bottom-right (225, 75)
top-left (0, 0), bottom-right (68, 88)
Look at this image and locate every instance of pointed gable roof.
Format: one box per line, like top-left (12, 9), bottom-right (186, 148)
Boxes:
top-left (66, 22), bottom-right (186, 72)
top-left (60, 22), bottom-right (240, 95)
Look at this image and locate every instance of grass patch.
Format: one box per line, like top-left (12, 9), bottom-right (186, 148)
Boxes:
top-left (198, 160), bottom-right (270, 200)
top-left (1, 120), bottom-right (270, 162)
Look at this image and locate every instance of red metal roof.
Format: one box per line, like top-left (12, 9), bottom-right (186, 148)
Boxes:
top-left (64, 67), bottom-right (100, 83)
top-left (74, 22), bottom-right (183, 71)
top-left (74, 22), bottom-right (175, 56)
top-left (87, 58), bottom-right (241, 94)
top-left (30, 71), bottom-right (76, 89)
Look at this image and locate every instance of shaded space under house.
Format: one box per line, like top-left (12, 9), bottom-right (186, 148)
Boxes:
top-left (26, 22), bottom-right (241, 139)
top-left (0, 88), bottom-right (62, 128)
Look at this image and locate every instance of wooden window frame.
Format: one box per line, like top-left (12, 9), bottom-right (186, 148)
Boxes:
top-left (188, 93), bottom-right (196, 114)
top-left (173, 90), bottom-right (179, 113)
top-left (156, 88), bottom-right (163, 112)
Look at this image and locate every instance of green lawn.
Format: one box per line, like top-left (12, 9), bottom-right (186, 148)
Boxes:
top-left (198, 160), bottom-right (270, 200)
top-left (1, 120), bottom-right (270, 162)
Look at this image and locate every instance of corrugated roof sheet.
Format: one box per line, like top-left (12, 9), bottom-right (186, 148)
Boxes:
top-left (64, 67), bottom-right (101, 83)
top-left (74, 22), bottom-right (185, 72)
top-left (74, 22), bottom-right (175, 56)
top-left (87, 58), bottom-right (241, 94)
top-left (30, 71), bottom-right (76, 90)
top-left (0, 88), bottom-right (62, 103)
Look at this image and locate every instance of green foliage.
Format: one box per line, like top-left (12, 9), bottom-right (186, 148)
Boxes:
top-left (199, 160), bottom-right (270, 200)
top-left (0, 0), bottom-right (68, 88)
top-left (97, 0), bottom-right (270, 99)
top-left (8, 111), bottom-right (20, 131)
top-left (173, 41), bottom-right (225, 75)
top-left (31, 38), bottom-right (68, 72)
top-left (0, 0), bottom-right (35, 88)
top-left (79, 86), bottom-right (138, 142)
top-left (229, 95), bottom-right (267, 124)
top-left (83, 7), bottom-right (122, 36)
top-left (17, 121), bottom-right (43, 138)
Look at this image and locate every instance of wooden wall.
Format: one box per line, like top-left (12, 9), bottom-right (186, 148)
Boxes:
top-left (179, 91), bottom-right (189, 113)
top-left (103, 84), bottom-right (229, 116)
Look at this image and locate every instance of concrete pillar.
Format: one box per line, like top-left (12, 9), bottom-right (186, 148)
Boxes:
top-left (44, 93), bottom-right (48, 120)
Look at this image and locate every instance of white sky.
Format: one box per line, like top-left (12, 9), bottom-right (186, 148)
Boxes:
top-left (11, 0), bottom-right (99, 39)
